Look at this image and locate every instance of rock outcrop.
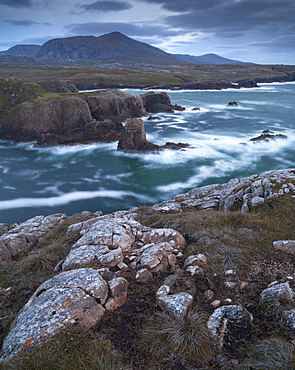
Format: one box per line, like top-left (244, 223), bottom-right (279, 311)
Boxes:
top-left (117, 117), bottom-right (189, 152)
top-left (141, 91), bottom-right (174, 113)
top-left (0, 210), bottom-right (186, 361)
top-left (153, 168), bottom-right (295, 213)
top-left (0, 214), bottom-right (66, 263)
top-left (0, 90), bottom-right (147, 145)
top-left (249, 130), bottom-right (287, 142)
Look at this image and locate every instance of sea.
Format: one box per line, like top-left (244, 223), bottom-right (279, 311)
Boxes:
top-left (0, 82), bottom-right (294, 224)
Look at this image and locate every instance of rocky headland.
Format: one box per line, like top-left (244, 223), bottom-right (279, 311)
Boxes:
top-left (1, 168), bottom-right (295, 368)
top-left (0, 87), bottom-right (186, 148)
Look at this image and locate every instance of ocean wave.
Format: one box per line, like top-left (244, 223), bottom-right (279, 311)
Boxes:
top-left (0, 190), bottom-right (149, 211)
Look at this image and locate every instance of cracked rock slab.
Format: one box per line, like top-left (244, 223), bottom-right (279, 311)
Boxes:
top-left (0, 268), bottom-right (107, 362)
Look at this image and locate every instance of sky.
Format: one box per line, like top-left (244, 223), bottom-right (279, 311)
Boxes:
top-left (0, 0), bottom-right (294, 64)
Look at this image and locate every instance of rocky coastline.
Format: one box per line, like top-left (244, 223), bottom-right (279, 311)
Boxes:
top-left (1, 168), bottom-right (295, 367)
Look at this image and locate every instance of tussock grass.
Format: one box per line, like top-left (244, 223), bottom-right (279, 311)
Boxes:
top-left (240, 337), bottom-right (295, 369)
top-left (139, 308), bottom-right (215, 369)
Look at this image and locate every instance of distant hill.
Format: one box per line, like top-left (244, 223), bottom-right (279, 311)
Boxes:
top-left (1, 32), bottom-right (252, 66)
top-left (175, 53), bottom-right (253, 65)
top-left (0, 44), bottom-right (41, 57)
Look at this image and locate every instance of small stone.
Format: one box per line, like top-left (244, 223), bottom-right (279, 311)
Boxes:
top-left (204, 290), bottom-right (214, 300)
top-left (223, 298), bottom-right (233, 304)
top-left (184, 254), bottom-right (207, 269)
top-left (135, 268), bottom-right (154, 284)
top-left (224, 281), bottom-right (237, 289)
top-left (186, 265), bottom-right (204, 276)
top-left (211, 300), bottom-right (221, 308)
top-left (240, 282), bottom-right (248, 290)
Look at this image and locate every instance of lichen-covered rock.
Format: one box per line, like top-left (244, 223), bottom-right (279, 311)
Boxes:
top-left (183, 254), bottom-right (207, 269)
top-left (156, 284), bottom-right (193, 318)
top-left (135, 268), bottom-right (154, 284)
top-left (207, 305), bottom-right (253, 348)
top-left (137, 242), bottom-right (173, 273)
top-left (0, 214), bottom-right (66, 263)
top-left (141, 227), bottom-right (186, 247)
top-left (260, 282), bottom-right (294, 303)
top-left (105, 277), bottom-right (129, 311)
top-left (0, 268), bottom-right (108, 362)
top-left (153, 168), bottom-right (295, 213)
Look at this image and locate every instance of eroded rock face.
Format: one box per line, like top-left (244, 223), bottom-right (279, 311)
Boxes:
top-left (0, 89), bottom-right (146, 145)
top-left (117, 118), bottom-right (156, 151)
top-left (0, 214), bottom-right (67, 263)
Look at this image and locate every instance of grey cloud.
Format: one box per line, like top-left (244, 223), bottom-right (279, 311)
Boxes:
top-left (3, 19), bottom-right (39, 26)
top-left (0, 0), bottom-right (32, 7)
top-left (143, 0), bottom-right (295, 36)
top-left (65, 22), bottom-right (179, 38)
top-left (80, 1), bottom-right (132, 12)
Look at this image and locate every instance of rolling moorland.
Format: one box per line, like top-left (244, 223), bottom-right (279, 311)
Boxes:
top-left (1, 33), bottom-right (295, 368)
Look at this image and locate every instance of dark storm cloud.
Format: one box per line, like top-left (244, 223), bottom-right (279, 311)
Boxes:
top-left (143, 0), bottom-right (295, 37)
top-left (80, 1), bottom-right (132, 12)
top-left (0, 0), bottom-right (32, 7)
top-left (66, 22), bottom-right (179, 38)
top-left (3, 19), bottom-right (39, 26)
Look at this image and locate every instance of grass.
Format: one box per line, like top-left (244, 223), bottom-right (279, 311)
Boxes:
top-left (2, 326), bottom-right (132, 370)
top-left (139, 308), bottom-right (216, 369)
top-left (240, 337), bottom-right (295, 369)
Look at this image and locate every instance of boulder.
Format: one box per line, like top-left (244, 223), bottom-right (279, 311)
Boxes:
top-left (137, 242), bottom-right (173, 273)
top-left (260, 282), bottom-right (294, 303)
top-left (135, 268), bottom-right (154, 284)
top-left (207, 305), bottom-right (253, 348)
top-left (105, 277), bottom-right (129, 311)
top-left (0, 268), bottom-right (108, 362)
top-left (156, 284), bottom-right (193, 318)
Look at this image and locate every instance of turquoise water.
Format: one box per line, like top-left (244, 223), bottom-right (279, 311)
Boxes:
top-left (0, 82), bottom-right (294, 223)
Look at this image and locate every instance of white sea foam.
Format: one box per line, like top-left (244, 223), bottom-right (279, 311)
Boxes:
top-left (0, 190), bottom-right (150, 210)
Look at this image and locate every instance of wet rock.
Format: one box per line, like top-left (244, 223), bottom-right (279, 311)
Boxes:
top-left (117, 118), bottom-right (158, 151)
top-left (228, 101), bottom-right (238, 107)
top-left (207, 305), bottom-right (253, 349)
top-left (0, 268), bottom-right (108, 362)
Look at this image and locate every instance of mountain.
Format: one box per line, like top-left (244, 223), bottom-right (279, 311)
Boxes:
top-left (0, 44), bottom-right (41, 57)
top-left (35, 32), bottom-right (182, 65)
top-left (1, 32), bottom-right (251, 65)
top-left (175, 52), bottom-right (252, 65)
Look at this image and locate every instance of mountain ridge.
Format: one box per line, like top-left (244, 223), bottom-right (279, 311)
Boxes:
top-left (0, 31), bottom-right (251, 65)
